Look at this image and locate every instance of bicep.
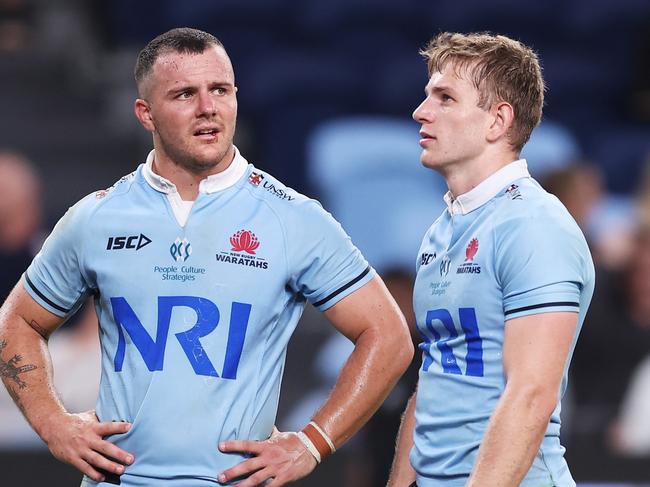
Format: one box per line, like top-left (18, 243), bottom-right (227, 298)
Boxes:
top-left (323, 275), bottom-right (408, 343)
top-left (0, 282), bottom-right (66, 338)
top-left (503, 312), bottom-right (578, 389)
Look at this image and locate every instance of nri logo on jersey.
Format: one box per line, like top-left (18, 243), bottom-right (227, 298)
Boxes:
top-left (110, 296), bottom-right (251, 379)
top-left (420, 307), bottom-right (484, 377)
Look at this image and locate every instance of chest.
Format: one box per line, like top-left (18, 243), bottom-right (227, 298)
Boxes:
top-left (87, 195), bottom-right (288, 307)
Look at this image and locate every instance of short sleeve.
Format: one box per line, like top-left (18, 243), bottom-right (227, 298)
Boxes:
top-left (494, 212), bottom-right (589, 320)
top-left (23, 199), bottom-right (92, 317)
top-left (286, 200), bottom-right (374, 311)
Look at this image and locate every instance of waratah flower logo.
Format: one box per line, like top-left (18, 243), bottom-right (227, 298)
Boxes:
top-left (230, 230), bottom-right (260, 255)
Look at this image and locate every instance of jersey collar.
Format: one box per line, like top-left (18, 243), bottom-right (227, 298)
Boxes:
top-left (143, 146), bottom-right (248, 195)
top-left (443, 159), bottom-right (530, 215)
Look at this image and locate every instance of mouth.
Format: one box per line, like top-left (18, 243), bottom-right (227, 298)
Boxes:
top-left (419, 131), bottom-right (435, 147)
top-left (194, 128), bottom-right (220, 141)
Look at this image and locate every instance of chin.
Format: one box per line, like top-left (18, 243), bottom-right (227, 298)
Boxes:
top-left (420, 156), bottom-right (442, 171)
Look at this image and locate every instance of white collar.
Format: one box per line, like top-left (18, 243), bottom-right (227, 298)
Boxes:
top-left (443, 159), bottom-right (530, 215)
top-left (142, 146), bottom-right (248, 195)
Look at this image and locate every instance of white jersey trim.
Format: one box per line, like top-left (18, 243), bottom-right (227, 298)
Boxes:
top-left (142, 146), bottom-right (248, 227)
top-left (443, 159), bottom-right (530, 215)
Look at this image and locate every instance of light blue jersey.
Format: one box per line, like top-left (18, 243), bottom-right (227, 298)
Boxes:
top-left (23, 148), bottom-right (373, 486)
top-left (411, 160), bottom-right (594, 487)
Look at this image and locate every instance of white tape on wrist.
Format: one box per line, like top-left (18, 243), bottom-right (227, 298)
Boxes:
top-left (297, 431), bottom-right (321, 463)
top-left (308, 421), bottom-right (336, 454)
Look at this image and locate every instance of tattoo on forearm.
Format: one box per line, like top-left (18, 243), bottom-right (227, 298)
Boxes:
top-left (0, 340), bottom-right (38, 389)
top-left (28, 320), bottom-right (51, 340)
top-left (6, 384), bottom-right (26, 414)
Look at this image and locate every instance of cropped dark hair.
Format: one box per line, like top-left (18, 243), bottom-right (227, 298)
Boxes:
top-left (135, 28), bottom-right (224, 89)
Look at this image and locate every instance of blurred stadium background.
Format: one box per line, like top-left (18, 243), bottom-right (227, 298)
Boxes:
top-left (1, 0), bottom-right (649, 485)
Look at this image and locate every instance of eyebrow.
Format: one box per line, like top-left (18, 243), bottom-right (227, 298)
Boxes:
top-left (425, 85), bottom-right (456, 96)
top-left (166, 81), bottom-right (233, 96)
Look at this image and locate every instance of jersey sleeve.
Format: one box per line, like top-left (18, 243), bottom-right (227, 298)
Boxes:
top-left (286, 200), bottom-right (374, 311)
top-left (494, 211), bottom-right (590, 321)
top-left (23, 198), bottom-right (93, 317)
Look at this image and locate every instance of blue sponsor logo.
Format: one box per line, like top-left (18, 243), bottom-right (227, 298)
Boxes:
top-left (111, 296), bottom-right (252, 379)
top-left (170, 237), bottom-right (192, 262)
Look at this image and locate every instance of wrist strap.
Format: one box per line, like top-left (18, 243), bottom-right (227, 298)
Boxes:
top-left (297, 431), bottom-right (321, 463)
top-left (301, 421), bottom-right (336, 461)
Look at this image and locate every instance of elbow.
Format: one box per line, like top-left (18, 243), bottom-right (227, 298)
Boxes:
top-left (507, 381), bottom-right (560, 420)
top-left (389, 318), bottom-right (415, 376)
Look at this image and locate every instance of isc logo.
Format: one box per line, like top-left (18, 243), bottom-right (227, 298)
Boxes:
top-left (420, 252), bottom-right (436, 266)
top-left (107, 234), bottom-right (152, 251)
top-left (110, 296), bottom-right (251, 379)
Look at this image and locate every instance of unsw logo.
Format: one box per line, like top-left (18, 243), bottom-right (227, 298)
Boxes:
top-left (249, 172), bottom-right (295, 202)
top-left (457, 238), bottom-right (481, 274)
top-left (248, 172), bottom-right (264, 187)
top-left (262, 181), bottom-right (295, 201)
top-left (106, 234), bottom-right (152, 251)
top-left (216, 230), bottom-right (268, 269)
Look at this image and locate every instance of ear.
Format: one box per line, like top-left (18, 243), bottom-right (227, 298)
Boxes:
top-left (486, 101), bottom-right (514, 144)
top-left (134, 98), bottom-right (155, 133)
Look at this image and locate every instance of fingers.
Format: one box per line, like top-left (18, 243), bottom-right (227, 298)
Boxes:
top-left (82, 449), bottom-right (127, 477)
top-left (219, 439), bottom-right (261, 455)
top-left (91, 437), bottom-right (135, 467)
top-left (236, 467), bottom-right (275, 487)
top-left (218, 456), bottom-right (264, 484)
top-left (70, 457), bottom-right (106, 483)
top-left (218, 434), bottom-right (317, 487)
top-left (95, 420), bottom-right (131, 437)
top-left (48, 413), bottom-right (134, 481)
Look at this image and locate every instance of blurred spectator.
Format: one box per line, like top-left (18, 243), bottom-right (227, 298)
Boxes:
top-left (0, 0), bottom-right (34, 52)
top-left (0, 151), bottom-right (45, 301)
top-left (543, 162), bottom-right (637, 271)
top-left (610, 162), bottom-right (650, 457)
top-left (0, 152), bottom-right (100, 449)
top-left (615, 354), bottom-right (650, 456)
top-left (570, 224), bottom-right (650, 455)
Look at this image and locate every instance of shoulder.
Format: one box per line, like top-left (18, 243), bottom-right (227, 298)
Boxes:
top-left (62, 167), bottom-right (142, 226)
top-left (492, 177), bottom-right (582, 237)
top-left (239, 166), bottom-right (329, 223)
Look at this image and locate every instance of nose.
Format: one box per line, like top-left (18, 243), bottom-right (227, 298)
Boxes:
top-left (197, 90), bottom-right (217, 117)
top-left (413, 97), bottom-right (433, 124)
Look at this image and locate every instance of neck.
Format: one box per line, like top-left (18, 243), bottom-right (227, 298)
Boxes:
top-left (152, 146), bottom-right (235, 201)
top-left (442, 149), bottom-right (518, 198)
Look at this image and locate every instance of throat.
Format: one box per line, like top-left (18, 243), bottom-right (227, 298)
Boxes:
top-left (167, 194), bottom-right (195, 227)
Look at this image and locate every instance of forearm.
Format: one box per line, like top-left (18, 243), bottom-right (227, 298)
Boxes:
top-left (467, 385), bottom-right (556, 487)
top-left (0, 314), bottom-right (66, 442)
top-left (387, 391), bottom-right (417, 487)
top-left (311, 326), bottom-right (412, 447)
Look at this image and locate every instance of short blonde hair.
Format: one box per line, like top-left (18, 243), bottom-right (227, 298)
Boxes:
top-left (421, 32), bottom-right (545, 152)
